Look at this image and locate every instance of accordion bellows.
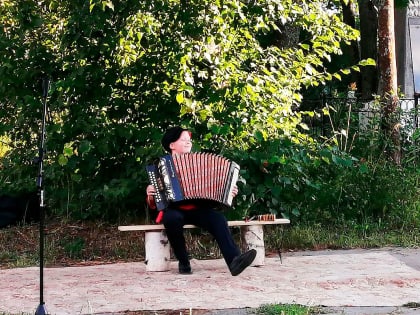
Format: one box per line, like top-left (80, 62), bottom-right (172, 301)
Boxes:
top-left (147, 153), bottom-right (240, 211)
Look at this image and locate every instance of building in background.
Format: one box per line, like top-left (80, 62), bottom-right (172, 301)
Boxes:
top-left (398, 1), bottom-right (420, 98)
top-left (394, 1), bottom-right (419, 130)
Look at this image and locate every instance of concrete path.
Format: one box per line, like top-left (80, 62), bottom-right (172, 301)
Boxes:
top-left (1, 247), bottom-right (420, 315)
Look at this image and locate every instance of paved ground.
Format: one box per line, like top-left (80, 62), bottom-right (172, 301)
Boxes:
top-left (1, 247), bottom-right (420, 315)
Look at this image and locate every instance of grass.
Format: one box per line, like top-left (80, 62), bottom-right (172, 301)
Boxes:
top-left (0, 220), bottom-right (146, 269)
top-left (278, 224), bottom-right (420, 250)
top-left (255, 304), bottom-right (318, 315)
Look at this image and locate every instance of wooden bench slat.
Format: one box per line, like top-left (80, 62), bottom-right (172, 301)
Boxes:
top-left (118, 218), bottom-right (290, 232)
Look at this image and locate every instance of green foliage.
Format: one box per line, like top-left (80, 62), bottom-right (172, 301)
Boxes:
top-left (226, 94), bottom-right (419, 227)
top-left (281, 223), bottom-right (420, 250)
top-left (225, 137), bottom-right (361, 222)
top-left (256, 304), bottom-right (314, 315)
top-left (62, 236), bottom-right (85, 259)
top-left (293, 97), bottom-right (420, 227)
top-left (395, 0), bottom-right (410, 9)
top-left (0, 136), bottom-right (10, 161)
top-left (236, 138), bottom-right (419, 228)
top-left (0, 0), bottom-right (399, 226)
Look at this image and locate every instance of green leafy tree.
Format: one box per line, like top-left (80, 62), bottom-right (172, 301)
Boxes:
top-left (0, 0), bottom-right (370, 220)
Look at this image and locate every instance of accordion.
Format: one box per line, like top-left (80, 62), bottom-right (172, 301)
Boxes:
top-left (146, 153), bottom-right (240, 211)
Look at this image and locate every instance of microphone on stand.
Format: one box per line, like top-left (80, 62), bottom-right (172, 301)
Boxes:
top-left (35, 76), bottom-right (50, 315)
top-left (42, 77), bottom-right (50, 99)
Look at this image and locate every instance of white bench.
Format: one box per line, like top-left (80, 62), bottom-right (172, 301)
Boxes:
top-left (118, 218), bottom-right (290, 271)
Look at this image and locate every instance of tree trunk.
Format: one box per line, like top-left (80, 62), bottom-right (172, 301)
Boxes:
top-left (377, 0), bottom-right (401, 164)
top-left (358, 0), bottom-right (379, 100)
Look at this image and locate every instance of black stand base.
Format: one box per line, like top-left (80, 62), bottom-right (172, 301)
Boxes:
top-left (35, 303), bottom-right (48, 315)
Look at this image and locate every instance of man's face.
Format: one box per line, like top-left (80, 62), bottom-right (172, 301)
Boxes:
top-left (170, 131), bottom-right (192, 154)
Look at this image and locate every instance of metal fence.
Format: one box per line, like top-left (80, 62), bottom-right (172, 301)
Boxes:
top-left (300, 96), bottom-right (419, 139)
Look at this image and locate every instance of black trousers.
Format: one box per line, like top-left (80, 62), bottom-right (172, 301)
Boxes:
top-left (162, 206), bottom-right (241, 266)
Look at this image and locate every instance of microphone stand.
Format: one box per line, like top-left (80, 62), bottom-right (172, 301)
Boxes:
top-left (35, 77), bottom-right (50, 315)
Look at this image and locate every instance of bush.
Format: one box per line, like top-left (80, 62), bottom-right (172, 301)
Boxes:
top-left (225, 132), bottom-right (419, 229)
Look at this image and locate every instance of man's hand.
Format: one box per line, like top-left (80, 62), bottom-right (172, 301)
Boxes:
top-left (146, 185), bottom-right (156, 196)
top-left (231, 185), bottom-right (238, 198)
top-left (146, 185), bottom-right (157, 211)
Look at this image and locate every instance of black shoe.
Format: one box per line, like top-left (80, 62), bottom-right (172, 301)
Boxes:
top-left (178, 261), bottom-right (192, 274)
top-left (229, 249), bottom-right (257, 276)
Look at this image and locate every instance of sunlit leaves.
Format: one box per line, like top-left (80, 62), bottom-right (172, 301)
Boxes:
top-left (89, 0), bottom-right (114, 13)
top-left (0, 0), bottom-right (376, 219)
top-left (115, 11), bottom-right (160, 67)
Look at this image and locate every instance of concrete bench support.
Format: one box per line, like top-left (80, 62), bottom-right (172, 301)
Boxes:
top-left (118, 218), bottom-right (289, 272)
